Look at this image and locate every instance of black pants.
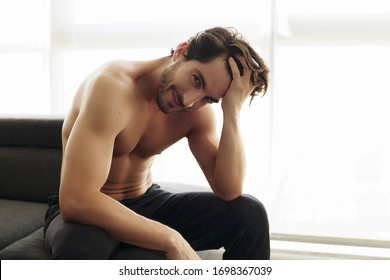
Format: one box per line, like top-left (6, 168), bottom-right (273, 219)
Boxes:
top-left (44, 184), bottom-right (270, 260)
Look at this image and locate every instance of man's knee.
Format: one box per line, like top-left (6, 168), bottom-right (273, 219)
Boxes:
top-left (46, 216), bottom-right (116, 259)
top-left (222, 195), bottom-right (270, 258)
top-left (227, 195), bottom-right (269, 230)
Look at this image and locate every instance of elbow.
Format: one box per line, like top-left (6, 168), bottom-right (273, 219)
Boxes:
top-left (212, 179), bottom-right (243, 201)
top-left (212, 174), bottom-right (244, 201)
top-left (216, 192), bottom-right (242, 202)
top-left (59, 196), bottom-right (83, 222)
top-left (60, 209), bottom-right (76, 223)
top-left (214, 186), bottom-right (243, 202)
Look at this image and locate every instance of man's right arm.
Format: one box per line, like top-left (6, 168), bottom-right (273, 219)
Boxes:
top-left (59, 75), bottom-right (199, 259)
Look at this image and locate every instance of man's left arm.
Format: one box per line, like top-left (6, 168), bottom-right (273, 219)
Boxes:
top-left (188, 56), bottom-right (253, 201)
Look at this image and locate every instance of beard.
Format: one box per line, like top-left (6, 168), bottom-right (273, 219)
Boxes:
top-left (156, 60), bottom-right (182, 114)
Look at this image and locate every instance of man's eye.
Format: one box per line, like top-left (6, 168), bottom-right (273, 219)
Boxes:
top-left (204, 97), bottom-right (218, 104)
top-left (193, 75), bottom-right (201, 89)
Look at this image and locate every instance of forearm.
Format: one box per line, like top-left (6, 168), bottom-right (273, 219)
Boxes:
top-left (213, 113), bottom-right (246, 200)
top-left (61, 191), bottom-right (178, 253)
top-left (210, 56), bottom-right (254, 200)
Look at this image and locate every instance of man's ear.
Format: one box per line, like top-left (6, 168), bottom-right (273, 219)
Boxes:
top-left (172, 42), bottom-right (188, 61)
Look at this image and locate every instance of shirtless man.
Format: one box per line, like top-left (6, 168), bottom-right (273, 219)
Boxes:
top-left (44, 27), bottom-right (270, 260)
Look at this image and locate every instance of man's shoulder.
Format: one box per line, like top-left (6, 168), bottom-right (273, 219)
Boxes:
top-left (81, 61), bottom-right (138, 109)
top-left (89, 61), bottom-right (136, 93)
top-left (73, 61), bottom-right (138, 131)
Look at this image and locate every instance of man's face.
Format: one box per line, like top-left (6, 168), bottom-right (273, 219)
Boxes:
top-left (156, 56), bottom-right (231, 114)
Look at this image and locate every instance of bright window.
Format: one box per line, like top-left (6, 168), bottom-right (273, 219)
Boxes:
top-left (0, 0), bottom-right (47, 44)
top-left (74, 0), bottom-right (264, 24)
top-left (0, 53), bottom-right (50, 114)
top-left (270, 45), bottom-right (390, 240)
top-left (0, 0), bottom-right (49, 114)
top-left (270, 0), bottom-right (390, 245)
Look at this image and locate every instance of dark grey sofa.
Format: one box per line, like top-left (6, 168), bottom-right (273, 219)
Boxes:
top-left (0, 116), bottom-right (220, 260)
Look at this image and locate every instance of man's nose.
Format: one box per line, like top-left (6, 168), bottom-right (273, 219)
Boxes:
top-left (182, 90), bottom-right (202, 108)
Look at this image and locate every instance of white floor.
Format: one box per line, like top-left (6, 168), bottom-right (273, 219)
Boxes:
top-left (198, 241), bottom-right (390, 260)
top-left (271, 240), bottom-right (390, 260)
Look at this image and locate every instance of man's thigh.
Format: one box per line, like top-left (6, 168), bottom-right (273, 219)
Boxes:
top-left (123, 184), bottom-right (235, 251)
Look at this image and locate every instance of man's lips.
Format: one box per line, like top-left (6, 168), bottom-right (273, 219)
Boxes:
top-left (172, 89), bottom-right (183, 108)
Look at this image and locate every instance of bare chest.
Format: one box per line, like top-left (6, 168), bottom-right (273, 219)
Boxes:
top-left (113, 110), bottom-right (192, 158)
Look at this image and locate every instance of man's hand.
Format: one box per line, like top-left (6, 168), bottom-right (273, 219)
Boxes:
top-left (165, 231), bottom-right (201, 260)
top-left (222, 55), bottom-right (254, 116)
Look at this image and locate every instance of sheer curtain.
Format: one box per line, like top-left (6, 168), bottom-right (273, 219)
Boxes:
top-left (0, 0), bottom-right (50, 114)
top-left (269, 0), bottom-right (390, 249)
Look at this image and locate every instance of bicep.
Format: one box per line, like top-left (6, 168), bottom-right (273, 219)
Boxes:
top-left (60, 117), bottom-right (115, 197)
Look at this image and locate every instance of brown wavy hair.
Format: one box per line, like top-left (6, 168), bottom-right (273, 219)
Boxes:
top-left (172, 27), bottom-right (270, 103)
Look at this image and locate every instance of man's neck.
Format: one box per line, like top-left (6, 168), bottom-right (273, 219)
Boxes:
top-left (135, 56), bottom-right (172, 102)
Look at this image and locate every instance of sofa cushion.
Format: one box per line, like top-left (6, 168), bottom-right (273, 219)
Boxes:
top-left (0, 147), bottom-right (61, 203)
top-left (0, 199), bottom-right (47, 250)
top-left (0, 117), bottom-right (63, 149)
top-left (0, 228), bottom-right (49, 260)
top-left (0, 227), bottom-right (165, 260)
